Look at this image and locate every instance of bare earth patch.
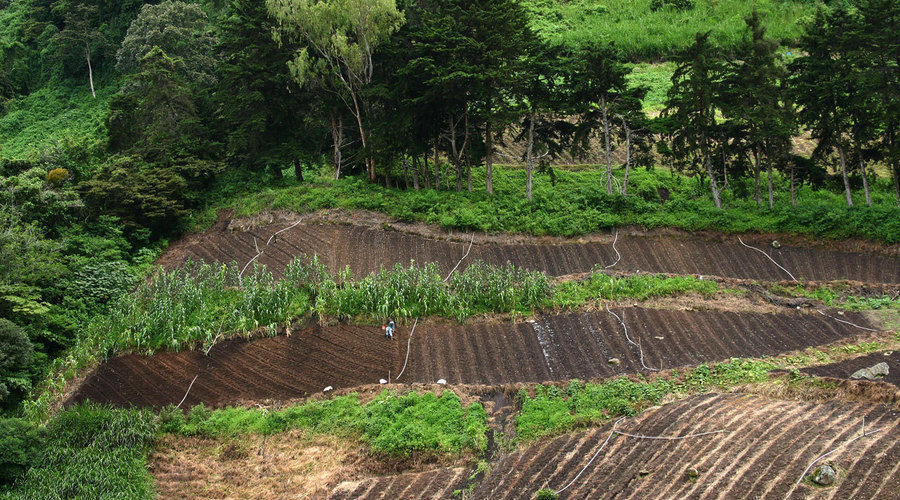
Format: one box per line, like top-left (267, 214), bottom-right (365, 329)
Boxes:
top-left (149, 430), bottom-right (376, 500)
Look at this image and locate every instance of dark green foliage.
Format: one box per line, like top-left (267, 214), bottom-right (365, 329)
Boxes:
top-left (650, 0), bottom-right (694, 12)
top-left (0, 417), bottom-right (43, 486)
top-left (214, 0), bottom-right (311, 177)
top-left (0, 320), bottom-right (33, 409)
top-left (115, 1), bottom-right (218, 87)
top-left (108, 48), bottom-right (207, 160)
top-left (535, 488), bottom-right (559, 500)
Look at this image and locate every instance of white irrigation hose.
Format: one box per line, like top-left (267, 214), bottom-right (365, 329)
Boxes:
top-left (175, 375), bottom-right (199, 409)
top-left (395, 233), bottom-right (474, 382)
top-left (606, 304), bottom-right (657, 371)
top-left (556, 418), bottom-right (729, 494)
top-left (444, 233), bottom-right (475, 282)
top-left (394, 318), bottom-right (419, 381)
top-left (604, 230), bottom-right (621, 269)
top-left (239, 218), bottom-right (305, 285)
top-left (792, 418), bottom-right (882, 492)
top-left (738, 237), bottom-right (799, 282)
top-left (266, 217), bottom-right (305, 246)
top-left (614, 429), bottom-right (730, 440)
top-left (816, 309), bottom-right (880, 332)
top-left (556, 418), bottom-right (624, 494)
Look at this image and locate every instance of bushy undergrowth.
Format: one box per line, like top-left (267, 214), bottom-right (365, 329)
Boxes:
top-left (516, 358), bottom-right (773, 441)
top-left (524, 0), bottom-right (812, 60)
top-left (1, 405), bottom-right (157, 499)
top-left (552, 272), bottom-right (718, 308)
top-left (771, 284), bottom-right (900, 311)
top-left (160, 390), bottom-right (488, 456)
top-left (203, 167), bottom-right (900, 244)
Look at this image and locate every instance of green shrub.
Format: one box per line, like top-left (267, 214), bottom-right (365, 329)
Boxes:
top-left (0, 418), bottom-right (43, 486)
top-left (162, 390), bottom-right (488, 457)
top-left (535, 488), bottom-right (559, 500)
top-left (3, 405), bottom-right (158, 499)
top-left (0, 319), bottom-right (33, 409)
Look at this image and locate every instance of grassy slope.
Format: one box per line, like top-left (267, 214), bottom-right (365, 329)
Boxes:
top-left (525, 0), bottom-right (816, 60)
top-left (0, 82), bottom-right (114, 159)
top-left (201, 166), bottom-right (900, 243)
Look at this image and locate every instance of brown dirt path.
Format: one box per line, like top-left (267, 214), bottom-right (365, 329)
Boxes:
top-left (67, 308), bottom-right (875, 408)
top-left (160, 213), bottom-right (900, 284)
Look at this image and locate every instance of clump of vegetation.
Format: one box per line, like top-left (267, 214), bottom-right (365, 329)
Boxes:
top-left (552, 271), bottom-right (718, 307)
top-left (771, 284), bottom-right (900, 311)
top-left (160, 390), bottom-right (488, 456)
top-left (516, 358), bottom-right (774, 441)
top-left (2, 406), bottom-right (158, 499)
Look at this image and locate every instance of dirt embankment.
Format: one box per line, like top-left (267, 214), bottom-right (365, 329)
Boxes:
top-left (67, 308), bottom-right (876, 409)
top-left (159, 211), bottom-right (900, 284)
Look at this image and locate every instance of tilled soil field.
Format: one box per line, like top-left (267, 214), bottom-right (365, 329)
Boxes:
top-left (803, 351), bottom-right (900, 387)
top-left (68, 308), bottom-right (873, 408)
top-left (161, 219), bottom-right (900, 283)
top-left (465, 393), bottom-right (900, 499)
top-left (328, 468), bottom-right (469, 500)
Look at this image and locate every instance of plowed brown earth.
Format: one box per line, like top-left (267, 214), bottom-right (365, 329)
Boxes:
top-left (161, 220), bottom-right (900, 283)
top-left (803, 351), bottom-right (900, 387)
top-left (328, 468), bottom-right (469, 500)
top-left (465, 393), bottom-right (900, 499)
top-left (68, 308), bottom-right (874, 408)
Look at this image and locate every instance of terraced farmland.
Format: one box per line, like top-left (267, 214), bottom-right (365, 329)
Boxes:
top-left (161, 216), bottom-right (900, 283)
top-left (68, 308), bottom-right (874, 408)
top-left (324, 393), bottom-right (900, 499)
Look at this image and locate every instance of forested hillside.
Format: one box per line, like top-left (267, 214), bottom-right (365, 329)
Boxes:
top-left (0, 1), bottom-right (899, 496)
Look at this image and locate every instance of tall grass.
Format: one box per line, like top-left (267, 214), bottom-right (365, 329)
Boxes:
top-left (552, 271), bottom-right (719, 308)
top-left (2, 405), bottom-right (158, 499)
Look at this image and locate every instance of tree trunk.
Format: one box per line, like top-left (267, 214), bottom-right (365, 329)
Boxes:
top-left (385, 170), bottom-right (392, 188)
top-left (295, 160), bottom-right (304, 182)
top-left (86, 44), bottom-right (96, 98)
top-left (466, 162), bottom-right (472, 192)
top-left (485, 120), bottom-right (493, 195)
top-left (858, 156), bottom-right (871, 206)
top-left (421, 153), bottom-right (430, 189)
top-left (433, 140), bottom-right (440, 190)
top-left (721, 139), bottom-right (728, 190)
top-left (411, 156), bottom-right (420, 190)
top-left (790, 162), bottom-right (796, 206)
top-left (349, 91), bottom-right (374, 182)
top-left (837, 145), bottom-right (853, 206)
top-left (622, 122), bottom-right (632, 195)
top-left (601, 96), bottom-right (613, 194)
top-left (331, 114), bottom-right (343, 180)
top-left (753, 147), bottom-right (762, 208)
top-left (270, 164), bottom-right (283, 179)
top-left (705, 151), bottom-right (722, 209)
top-left (766, 161), bottom-right (774, 210)
top-left (525, 111), bottom-right (535, 201)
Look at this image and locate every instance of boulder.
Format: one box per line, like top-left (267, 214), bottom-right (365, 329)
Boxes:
top-left (812, 465), bottom-right (836, 486)
top-left (850, 362), bottom-right (890, 380)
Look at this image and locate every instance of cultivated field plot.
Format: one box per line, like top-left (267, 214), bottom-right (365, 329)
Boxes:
top-left (162, 219), bottom-right (900, 283)
top-left (466, 393), bottom-right (900, 499)
top-left (68, 308), bottom-right (873, 408)
top-left (328, 468), bottom-right (469, 500)
top-left (803, 351), bottom-right (900, 387)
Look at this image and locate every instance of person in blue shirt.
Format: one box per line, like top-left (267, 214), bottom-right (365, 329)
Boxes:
top-left (385, 319), bottom-right (395, 339)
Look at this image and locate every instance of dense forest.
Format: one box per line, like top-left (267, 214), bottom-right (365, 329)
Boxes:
top-left (0, 0), bottom-right (898, 432)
